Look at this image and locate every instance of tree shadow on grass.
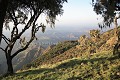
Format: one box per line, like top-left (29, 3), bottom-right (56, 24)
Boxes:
top-left (15, 55), bottom-right (119, 75)
top-left (55, 55), bottom-right (119, 69)
top-left (0, 68), bottom-right (55, 80)
top-left (16, 68), bottom-right (53, 76)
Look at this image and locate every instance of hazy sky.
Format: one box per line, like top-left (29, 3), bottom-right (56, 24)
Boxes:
top-left (47, 0), bottom-right (118, 32)
top-left (55, 0), bottom-right (100, 28)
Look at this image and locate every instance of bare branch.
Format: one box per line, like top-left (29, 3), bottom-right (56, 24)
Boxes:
top-left (2, 38), bottom-right (9, 44)
top-left (8, 9), bottom-right (18, 25)
top-left (2, 34), bottom-right (10, 41)
top-left (11, 37), bottom-right (34, 59)
top-left (12, 13), bottom-right (36, 41)
top-left (0, 47), bottom-right (5, 52)
top-left (12, 10), bottom-right (42, 42)
top-left (11, 12), bottom-right (41, 59)
top-left (2, 35), bottom-right (9, 44)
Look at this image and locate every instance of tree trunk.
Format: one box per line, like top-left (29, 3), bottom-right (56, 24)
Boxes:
top-left (0, 0), bottom-right (9, 43)
top-left (6, 57), bottom-right (13, 74)
top-left (113, 16), bottom-right (120, 57)
top-left (114, 16), bottom-right (118, 37)
top-left (6, 53), bottom-right (14, 74)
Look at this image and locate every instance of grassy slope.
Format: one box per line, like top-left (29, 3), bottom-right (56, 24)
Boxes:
top-left (22, 41), bottom-right (78, 69)
top-left (1, 51), bottom-right (120, 80)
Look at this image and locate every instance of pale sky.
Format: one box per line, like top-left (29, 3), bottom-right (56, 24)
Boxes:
top-left (51, 0), bottom-right (116, 31)
top-left (55, 0), bottom-right (100, 28)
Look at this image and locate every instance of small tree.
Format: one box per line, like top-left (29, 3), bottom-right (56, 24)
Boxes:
top-left (0, 0), bottom-right (67, 74)
top-left (90, 30), bottom-right (100, 38)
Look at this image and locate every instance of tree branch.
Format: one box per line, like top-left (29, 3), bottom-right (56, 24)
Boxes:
top-left (2, 34), bottom-right (10, 41)
top-left (12, 13), bottom-right (36, 42)
top-left (11, 37), bottom-right (34, 59)
top-left (11, 11), bottom-right (41, 59)
top-left (2, 34), bottom-right (10, 44)
top-left (0, 47), bottom-right (5, 52)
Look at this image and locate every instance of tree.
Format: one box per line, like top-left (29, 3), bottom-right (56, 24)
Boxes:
top-left (0, 0), bottom-right (67, 75)
top-left (92, 0), bottom-right (120, 27)
top-left (0, 0), bottom-right (67, 42)
top-left (90, 30), bottom-right (100, 38)
top-left (92, 0), bottom-right (120, 56)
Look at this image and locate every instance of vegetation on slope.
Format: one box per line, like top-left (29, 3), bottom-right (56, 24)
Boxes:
top-left (21, 27), bottom-right (120, 72)
top-left (23, 41), bottom-right (78, 69)
top-left (0, 51), bottom-right (120, 80)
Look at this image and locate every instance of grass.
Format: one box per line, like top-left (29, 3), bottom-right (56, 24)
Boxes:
top-left (1, 51), bottom-right (120, 80)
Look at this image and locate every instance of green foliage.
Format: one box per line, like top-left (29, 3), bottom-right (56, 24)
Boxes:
top-left (5, 0), bottom-right (68, 27)
top-left (92, 0), bottom-right (119, 28)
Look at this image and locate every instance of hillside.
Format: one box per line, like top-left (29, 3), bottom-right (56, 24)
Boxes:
top-left (23, 27), bottom-right (120, 69)
top-left (1, 51), bottom-right (120, 80)
top-left (0, 27), bottom-right (120, 80)
top-left (0, 29), bottom-right (83, 75)
top-left (23, 41), bottom-right (78, 69)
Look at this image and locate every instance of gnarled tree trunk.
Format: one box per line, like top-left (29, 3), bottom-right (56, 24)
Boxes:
top-left (6, 56), bottom-right (13, 74)
top-left (5, 49), bottom-right (14, 74)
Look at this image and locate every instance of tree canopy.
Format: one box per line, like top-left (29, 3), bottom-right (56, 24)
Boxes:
top-left (0, 0), bottom-right (67, 42)
top-left (0, 0), bottom-right (67, 75)
top-left (92, 0), bottom-right (120, 28)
